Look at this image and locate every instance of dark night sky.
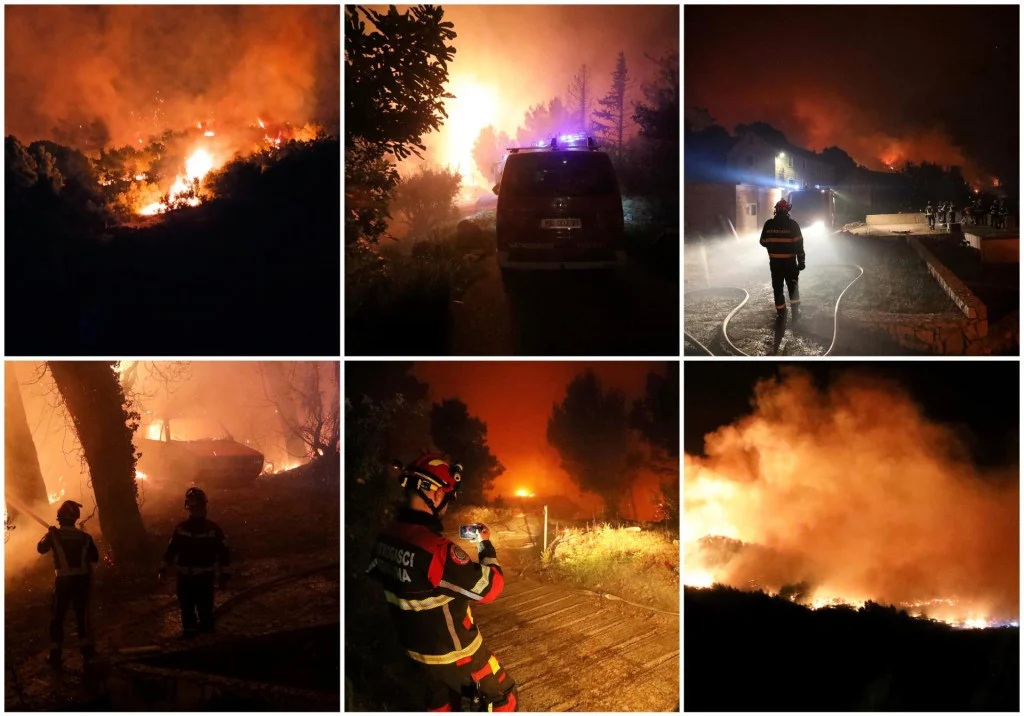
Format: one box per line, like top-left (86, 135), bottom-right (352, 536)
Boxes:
top-left (685, 361), bottom-right (1019, 466)
top-left (685, 5), bottom-right (1019, 188)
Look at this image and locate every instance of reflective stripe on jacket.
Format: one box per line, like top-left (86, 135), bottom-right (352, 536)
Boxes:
top-left (759, 215), bottom-right (805, 261)
top-left (368, 508), bottom-right (506, 664)
top-left (38, 526), bottom-right (99, 578)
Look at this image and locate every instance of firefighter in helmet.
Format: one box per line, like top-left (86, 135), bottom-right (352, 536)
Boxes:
top-left (367, 455), bottom-right (518, 712)
top-left (759, 199), bottom-right (805, 317)
top-left (159, 487), bottom-right (231, 637)
top-left (37, 500), bottom-right (99, 669)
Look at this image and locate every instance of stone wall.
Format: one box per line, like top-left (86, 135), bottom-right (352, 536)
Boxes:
top-left (845, 310), bottom-right (989, 355)
top-left (906, 236), bottom-right (988, 327)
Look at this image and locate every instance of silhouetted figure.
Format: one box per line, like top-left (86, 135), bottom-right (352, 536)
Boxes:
top-left (759, 200), bottom-right (804, 316)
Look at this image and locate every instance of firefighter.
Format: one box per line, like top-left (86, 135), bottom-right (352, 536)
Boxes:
top-left (925, 201), bottom-right (935, 230)
top-left (158, 487), bottom-right (231, 637)
top-left (759, 199), bottom-right (804, 318)
top-left (368, 455), bottom-right (517, 712)
top-left (38, 500), bottom-right (99, 669)
top-left (998, 201), bottom-right (1008, 229)
top-left (989, 199), bottom-right (999, 228)
top-left (937, 201), bottom-right (946, 228)
top-left (947, 201), bottom-right (957, 225)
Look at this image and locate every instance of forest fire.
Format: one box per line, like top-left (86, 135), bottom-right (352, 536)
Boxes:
top-left (683, 368), bottom-right (1019, 631)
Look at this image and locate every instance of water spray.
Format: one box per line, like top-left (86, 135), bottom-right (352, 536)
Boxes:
top-left (4, 492), bottom-right (52, 529)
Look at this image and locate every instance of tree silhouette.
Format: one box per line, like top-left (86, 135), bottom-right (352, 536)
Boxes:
top-left (820, 146), bottom-right (858, 183)
top-left (592, 52), bottom-right (631, 159)
top-left (516, 97), bottom-right (574, 147)
top-left (630, 363), bottom-right (679, 458)
top-left (344, 5), bottom-right (456, 160)
top-left (429, 398), bottom-right (504, 505)
top-left (566, 64), bottom-right (593, 135)
top-left (547, 371), bottom-right (635, 516)
top-left (344, 5), bottom-right (456, 244)
top-left (47, 362), bottom-right (147, 561)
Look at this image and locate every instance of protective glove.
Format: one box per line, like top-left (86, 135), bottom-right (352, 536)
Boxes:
top-left (157, 568), bottom-right (166, 583)
top-left (797, 260), bottom-right (806, 272)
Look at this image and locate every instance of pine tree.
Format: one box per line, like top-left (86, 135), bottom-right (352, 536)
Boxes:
top-left (592, 52), bottom-right (630, 160)
top-left (566, 65), bottom-right (593, 135)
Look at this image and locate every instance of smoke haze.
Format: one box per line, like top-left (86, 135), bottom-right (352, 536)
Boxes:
top-left (5, 5), bottom-right (340, 148)
top-left (684, 368), bottom-right (1019, 621)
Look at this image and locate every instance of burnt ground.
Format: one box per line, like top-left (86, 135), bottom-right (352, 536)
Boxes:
top-left (4, 457), bottom-right (339, 711)
top-left (684, 231), bottom-right (959, 356)
top-left (346, 506), bottom-right (679, 712)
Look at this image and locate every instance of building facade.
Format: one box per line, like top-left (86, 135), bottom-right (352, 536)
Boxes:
top-left (725, 129), bottom-right (836, 192)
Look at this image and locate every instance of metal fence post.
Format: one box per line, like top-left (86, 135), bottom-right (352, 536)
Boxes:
top-left (543, 505), bottom-right (548, 552)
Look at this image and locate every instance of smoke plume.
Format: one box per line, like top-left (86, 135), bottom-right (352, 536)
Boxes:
top-left (5, 5), bottom-right (340, 148)
top-left (684, 368), bottom-right (1018, 622)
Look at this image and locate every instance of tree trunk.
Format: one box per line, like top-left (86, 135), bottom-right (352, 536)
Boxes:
top-left (5, 362), bottom-right (49, 510)
top-left (48, 361), bottom-right (147, 561)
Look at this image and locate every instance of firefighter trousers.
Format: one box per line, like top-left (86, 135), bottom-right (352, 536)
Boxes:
top-left (177, 573), bottom-right (216, 635)
top-left (768, 257), bottom-right (800, 311)
top-left (421, 644), bottom-right (518, 712)
top-left (49, 575), bottom-right (94, 659)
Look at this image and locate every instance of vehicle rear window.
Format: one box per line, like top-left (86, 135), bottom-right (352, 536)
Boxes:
top-left (502, 152), bottom-right (618, 198)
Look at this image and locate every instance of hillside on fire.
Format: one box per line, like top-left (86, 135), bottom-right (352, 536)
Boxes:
top-left (345, 361), bottom-right (680, 711)
top-left (683, 362), bottom-right (1019, 710)
top-left (4, 361), bottom-right (340, 711)
top-left (4, 6), bottom-right (340, 356)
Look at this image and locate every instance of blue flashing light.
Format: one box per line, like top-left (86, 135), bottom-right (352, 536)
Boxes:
top-left (558, 132), bottom-right (587, 145)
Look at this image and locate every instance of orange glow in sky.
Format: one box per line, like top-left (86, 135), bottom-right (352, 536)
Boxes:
top-left (414, 362), bottom-right (673, 519)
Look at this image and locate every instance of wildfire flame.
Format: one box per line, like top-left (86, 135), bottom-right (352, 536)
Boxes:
top-left (442, 78), bottom-right (499, 202)
top-left (139, 148), bottom-right (216, 216)
top-left (135, 470), bottom-right (147, 480)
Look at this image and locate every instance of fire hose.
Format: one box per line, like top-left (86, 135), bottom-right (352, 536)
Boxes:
top-left (4, 492), bottom-right (53, 529)
top-left (684, 263), bottom-right (865, 356)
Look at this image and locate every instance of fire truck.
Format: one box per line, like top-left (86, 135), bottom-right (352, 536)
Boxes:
top-left (784, 187), bottom-right (837, 237)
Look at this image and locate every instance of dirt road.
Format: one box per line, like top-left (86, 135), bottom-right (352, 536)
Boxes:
top-left (450, 257), bottom-right (678, 356)
top-left (457, 512), bottom-right (680, 711)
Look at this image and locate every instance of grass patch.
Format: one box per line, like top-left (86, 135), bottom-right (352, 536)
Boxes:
top-left (543, 523), bottom-right (679, 613)
top-left (832, 235), bottom-right (959, 314)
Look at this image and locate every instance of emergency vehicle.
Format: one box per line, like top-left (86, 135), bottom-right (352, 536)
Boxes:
top-left (784, 186), bottom-right (836, 238)
top-left (492, 133), bottom-right (626, 277)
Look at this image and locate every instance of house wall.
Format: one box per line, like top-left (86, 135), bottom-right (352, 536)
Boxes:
top-left (684, 182), bottom-right (738, 237)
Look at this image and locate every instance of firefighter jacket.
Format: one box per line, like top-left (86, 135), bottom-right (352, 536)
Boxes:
top-left (160, 518), bottom-right (231, 577)
top-left (759, 215), bottom-right (805, 262)
top-left (368, 508), bottom-right (505, 666)
top-left (38, 525), bottom-right (99, 579)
